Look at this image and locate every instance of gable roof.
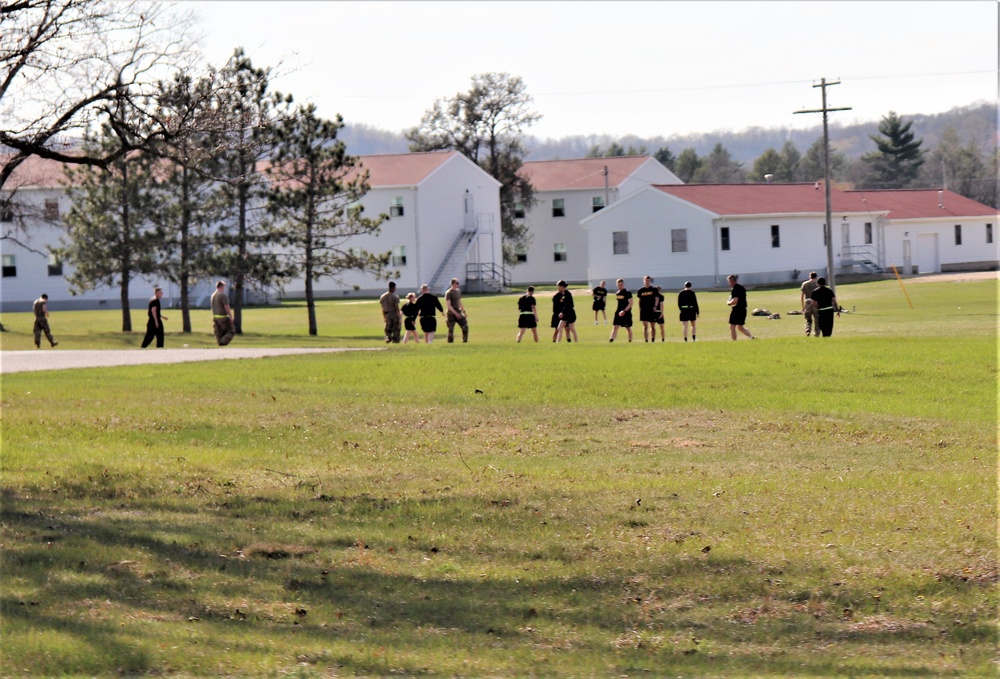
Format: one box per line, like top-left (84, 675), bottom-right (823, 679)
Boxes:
top-left (650, 183), bottom-right (997, 220)
top-left (353, 150), bottom-right (469, 187)
top-left (519, 156), bottom-right (654, 191)
top-left (841, 188), bottom-right (998, 220)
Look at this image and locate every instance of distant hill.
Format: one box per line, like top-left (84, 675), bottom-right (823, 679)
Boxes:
top-left (341, 101), bottom-right (997, 165)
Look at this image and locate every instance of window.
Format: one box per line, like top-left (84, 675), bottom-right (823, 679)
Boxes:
top-left (514, 245), bottom-right (527, 263)
top-left (389, 197), bottom-right (404, 217)
top-left (720, 227), bottom-right (730, 251)
top-left (2, 254), bottom-right (15, 277)
top-left (771, 224), bottom-right (781, 248)
top-left (955, 224), bottom-right (962, 245)
top-left (612, 231), bottom-right (629, 255)
top-left (552, 198), bottom-right (565, 218)
top-left (553, 242), bottom-right (567, 262)
top-left (864, 222), bottom-right (873, 245)
top-left (988, 224), bottom-right (994, 244)
top-left (47, 253), bottom-right (63, 276)
top-left (391, 245), bottom-right (406, 267)
top-left (44, 199), bottom-right (59, 220)
top-left (592, 196), bottom-right (605, 213)
top-left (513, 202), bottom-right (525, 219)
top-left (671, 228), bottom-right (688, 253)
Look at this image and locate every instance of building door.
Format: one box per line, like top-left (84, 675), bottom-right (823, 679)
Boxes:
top-left (464, 193), bottom-right (474, 230)
top-left (902, 240), bottom-right (912, 274)
top-left (917, 233), bottom-right (939, 274)
top-left (840, 223), bottom-right (851, 263)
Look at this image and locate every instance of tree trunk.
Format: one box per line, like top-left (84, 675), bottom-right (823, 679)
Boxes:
top-left (120, 266), bottom-right (132, 332)
top-left (305, 236), bottom-right (316, 336)
top-left (180, 171), bottom-right (192, 333)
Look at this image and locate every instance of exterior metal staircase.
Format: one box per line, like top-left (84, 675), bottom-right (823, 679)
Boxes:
top-left (429, 227), bottom-right (480, 292)
top-left (842, 245), bottom-right (885, 274)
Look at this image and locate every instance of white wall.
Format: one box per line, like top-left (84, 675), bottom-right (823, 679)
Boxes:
top-left (882, 218), bottom-right (998, 274)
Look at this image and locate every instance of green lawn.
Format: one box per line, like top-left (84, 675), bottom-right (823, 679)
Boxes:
top-left (1, 277), bottom-right (996, 676)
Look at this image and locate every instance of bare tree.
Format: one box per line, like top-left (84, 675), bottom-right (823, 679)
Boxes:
top-left (0, 0), bottom-right (194, 192)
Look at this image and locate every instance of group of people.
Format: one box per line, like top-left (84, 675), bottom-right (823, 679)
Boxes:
top-left (799, 271), bottom-right (840, 337)
top-left (380, 278), bottom-right (468, 345)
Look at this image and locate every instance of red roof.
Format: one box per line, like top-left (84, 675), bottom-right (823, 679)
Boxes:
top-left (353, 151), bottom-right (463, 187)
top-left (842, 188), bottom-right (998, 220)
top-left (653, 183), bottom-right (998, 220)
top-left (1, 154), bottom-right (70, 189)
top-left (520, 156), bottom-right (652, 191)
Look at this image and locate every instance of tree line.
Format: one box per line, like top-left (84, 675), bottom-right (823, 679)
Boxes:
top-left (584, 111), bottom-right (997, 207)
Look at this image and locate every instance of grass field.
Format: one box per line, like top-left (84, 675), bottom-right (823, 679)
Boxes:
top-left (1, 277), bottom-right (996, 676)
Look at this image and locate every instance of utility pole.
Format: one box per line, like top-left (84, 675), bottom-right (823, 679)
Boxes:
top-left (795, 78), bottom-right (851, 291)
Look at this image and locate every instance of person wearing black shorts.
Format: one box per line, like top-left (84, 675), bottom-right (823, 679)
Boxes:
top-left (401, 292), bottom-right (420, 344)
top-left (592, 281), bottom-right (608, 325)
top-left (415, 283), bottom-right (444, 343)
top-left (516, 286), bottom-right (539, 342)
top-left (677, 281), bottom-right (699, 342)
top-left (636, 275), bottom-right (658, 342)
top-left (810, 277), bottom-right (840, 337)
top-left (609, 278), bottom-right (633, 342)
top-left (654, 285), bottom-right (666, 341)
top-left (554, 280), bottom-right (578, 343)
top-left (726, 274), bottom-right (755, 340)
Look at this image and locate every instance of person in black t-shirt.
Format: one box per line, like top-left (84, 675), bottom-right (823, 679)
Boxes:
top-left (592, 281), bottom-right (608, 325)
top-left (401, 292), bottom-right (420, 344)
top-left (553, 280), bottom-right (578, 343)
top-left (636, 275), bottom-right (658, 342)
top-left (654, 285), bottom-right (666, 341)
top-left (810, 277), bottom-right (840, 337)
top-left (726, 274), bottom-right (755, 340)
top-left (609, 278), bottom-right (633, 342)
top-left (516, 286), bottom-right (539, 343)
top-left (677, 281), bottom-right (699, 342)
top-left (415, 283), bottom-right (445, 343)
top-left (140, 287), bottom-right (167, 348)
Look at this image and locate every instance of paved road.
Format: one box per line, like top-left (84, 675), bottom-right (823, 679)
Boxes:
top-left (0, 347), bottom-right (377, 374)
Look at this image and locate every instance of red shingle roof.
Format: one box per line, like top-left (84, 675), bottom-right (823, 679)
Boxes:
top-left (353, 151), bottom-right (461, 187)
top-left (653, 183), bottom-right (998, 220)
top-left (520, 156), bottom-right (652, 191)
top-left (842, 188), bottom-right (998, 219)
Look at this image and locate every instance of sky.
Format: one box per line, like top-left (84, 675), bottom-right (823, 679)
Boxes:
top-left (187, 1), bottom-right (998, 141)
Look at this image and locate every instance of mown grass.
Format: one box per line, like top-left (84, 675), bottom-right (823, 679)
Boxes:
top-left (0, 277), bottom-right (996, 676)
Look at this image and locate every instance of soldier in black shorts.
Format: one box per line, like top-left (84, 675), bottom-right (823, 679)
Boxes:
top-left (415, 283), bottom-right (445, 343)
top-left (401, 292), bottom-right (420, 344)
top-left (636, 275), bottom-right (658, 342)
top-left (516, 286), bottom-right (539, 343)
top-left (677, 281), bottom-right (699, 342)
top-left (592, 280), bottom-right (608, 325)
top-left (609, 278), bottom-right (633, 342)
top-left (726, 274), bottom-right (755, 340)
top-left (654, 285), bottom-right (666, 341)
top-left (554, 280), bottom-right (578, 343)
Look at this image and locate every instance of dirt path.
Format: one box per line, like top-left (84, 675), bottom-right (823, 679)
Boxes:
top-left (0, 347), bottom-right (378, 374)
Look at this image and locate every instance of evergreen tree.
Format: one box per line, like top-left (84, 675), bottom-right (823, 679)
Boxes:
top-left (921, 127), bottom-right (997, 207)
top-left (267, 104), bottom-right (388, 336)
top-left (673, 148), bottom-right (702, 184)
top-left (693, 143), bottom-right (745, 183)
top-left (207, 49), bottom-right (293, 333)
top-left (406, 72), bottom-right (541, 264)
top-left (798, 138), bottom-right (847, 183)
top-left (777, 141), bottom-right (802, 182)
top-left (751, 148), bottom-right (782, 182)
top-left (859, 111), bottom-right (925, 188)
top-left (653, 147), bottom-right (677, 172)
top-left (57, 99), bottom-right (160, 332)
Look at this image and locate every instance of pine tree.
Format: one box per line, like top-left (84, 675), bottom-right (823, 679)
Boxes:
top-left (267, 104), bottom-right (388, 336)
top-left (859, 111), bottom-right (925, 188)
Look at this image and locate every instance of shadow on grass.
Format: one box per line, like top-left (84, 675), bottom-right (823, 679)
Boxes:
top-left (1, 489), bottom-right (993, 676)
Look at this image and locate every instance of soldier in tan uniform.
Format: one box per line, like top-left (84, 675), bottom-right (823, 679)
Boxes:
top-left (800, 271), bottom-right (820, 337)
top-left (211, 281), bottom-right (235, 346)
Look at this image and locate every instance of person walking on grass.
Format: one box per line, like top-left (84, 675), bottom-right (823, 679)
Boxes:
top-left (415, 283), bottom-right (445, 344)
top-left (554, 280), bottom-right (578, 343)
top-left (211, 280), bottom-right (235, 346)
top-left (140, 286), bottom-right (168, 348)
top-left (379, 281), bottom-right (402, 344)
top-left (726, 274), bottom-right (755, 340)
top-left (810, 277), bottom-right (840, 337)
top-left (636, 275), bottom-right (658, 342)
top-left (800, 271), bottom-right (820, 337)
top-left (516, 286), bottom-right (539, 343)
top-left (444, 278), bottom-right (469, 343)
top-left (609, 278), bottom-right (633, 342)
top-left (32, 293), bottom-right (58, 348)
top-left (401, 292), bottom-right (420, 344)
top-left (677, 281), bottom-right (699, 342)
top-left (592, 280), bottom-right (608, 325)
